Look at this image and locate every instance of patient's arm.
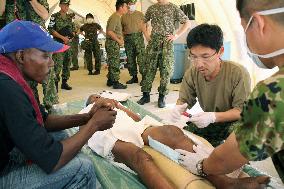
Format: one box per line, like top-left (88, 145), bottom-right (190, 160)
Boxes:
top-left (87, 95), bottom-right (141, 122)
top-left (116, 103), bottom-right (141, 122)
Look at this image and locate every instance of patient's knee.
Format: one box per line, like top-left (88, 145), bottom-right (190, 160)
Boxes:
top-left (161, 125), bottom-right (184, 137)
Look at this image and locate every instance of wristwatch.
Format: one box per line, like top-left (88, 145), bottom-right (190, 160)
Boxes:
top-left (196, 159), bottom-right (208, 177)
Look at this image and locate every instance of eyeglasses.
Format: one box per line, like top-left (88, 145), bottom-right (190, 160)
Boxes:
top-left (188, 51), bottom-right (218, 63)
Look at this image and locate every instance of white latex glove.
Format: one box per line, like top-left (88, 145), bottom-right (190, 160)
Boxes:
top-left (176, 140), bottom-right (214, 175)
top-left (188, 112), bottom-right (216, 128)
top-left (170, 103), bottom-right (188, 123)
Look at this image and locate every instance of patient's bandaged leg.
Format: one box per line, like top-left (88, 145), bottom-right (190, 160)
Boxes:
top-left (87, 108), bottom-right (162, 173)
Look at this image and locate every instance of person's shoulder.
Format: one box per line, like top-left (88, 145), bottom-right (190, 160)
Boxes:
top-left (108, 13), bottom-right (117, 21)
top-left (135, 10), bottom-right (144, 15)
top-left (0, 74), bottom-right (24, 98)
top-left (95, 22), bottom-right (101, 27)
top-left (261, 68), bottom-right (284, 89)
top-left (224, 60), bottom-right (249, 74)
top-left (168, 2), bottom-right (180, 10)
top-left (169, 2), bottom-right (178, 7)
top-left (147, 4), bottom-right (156, 11)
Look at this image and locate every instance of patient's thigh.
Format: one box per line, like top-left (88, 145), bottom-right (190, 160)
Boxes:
top-left (141, 125), bottom-right (194, 152)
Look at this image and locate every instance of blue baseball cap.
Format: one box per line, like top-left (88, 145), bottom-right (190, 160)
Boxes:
top-left (0, 20), bottom-right (69, 54)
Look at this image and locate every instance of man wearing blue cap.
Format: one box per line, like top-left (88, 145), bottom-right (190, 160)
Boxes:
top-left (0, 20), bottom-right (117, 188)
top-left (0, 0), bottom-right (59, 111)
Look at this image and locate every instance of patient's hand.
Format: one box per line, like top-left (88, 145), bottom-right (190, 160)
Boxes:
top-left (88, 98), bottom-right (117, 117)
top-left (89, 107), bottom-right (117, 131)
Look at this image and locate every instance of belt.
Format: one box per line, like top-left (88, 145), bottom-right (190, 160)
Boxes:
top-left (124, 32), bottom-right (142, 36)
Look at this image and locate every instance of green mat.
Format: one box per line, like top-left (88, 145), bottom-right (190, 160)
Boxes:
top-left (52, 99), bottom-right (282, 189)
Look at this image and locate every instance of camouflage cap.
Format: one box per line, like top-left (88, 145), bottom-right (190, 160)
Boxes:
top-left (128, 0), bottom-right (137, 3)
top-left (60, 0), bottom-right (70, 4)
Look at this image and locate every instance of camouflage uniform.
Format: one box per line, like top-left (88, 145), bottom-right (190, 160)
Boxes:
top-left (5, 0), bottom-right (59, 110)
top-left (121, 11), bottom-right (145, 78)
top-left (106, 13), bottom-right (123, 82)
top-left (235, 67), bottom-right (284, 182)
top-left (48, 12), bottom-right (75, 85)
top-left (105, 39), bottom-right (120, 81)
top-left (80, 23), bottom-right (102, 73)
top-left (141, 3), bottom-right (188, 95)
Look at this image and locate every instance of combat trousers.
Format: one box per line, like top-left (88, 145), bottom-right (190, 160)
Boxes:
top-left (105, 38), bottom-right (120, 82)
top-left (124, 32), bottom-right (145, 77)
top-left (141, 34), bottom-right (174, 95)
top-left (53, 48), bottom-right (72, 83)
top-left (84, 39), bottom-right (101, 72)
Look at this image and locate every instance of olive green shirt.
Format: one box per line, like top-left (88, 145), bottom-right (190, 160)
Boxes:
top-left (178, 61), bottom-right (251, 112)
top-left (106, 13), bottom-right (122, 39)
top-left (121, 11), bottom-right (144, 34)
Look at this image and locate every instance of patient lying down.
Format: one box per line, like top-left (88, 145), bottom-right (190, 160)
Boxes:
top-left (81, 95), bottom-right (269, 189)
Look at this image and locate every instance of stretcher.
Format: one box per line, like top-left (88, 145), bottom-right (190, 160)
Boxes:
top-left (52, 99), bottom-right (281, 189)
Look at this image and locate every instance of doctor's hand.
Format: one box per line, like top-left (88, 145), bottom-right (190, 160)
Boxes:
top-left (176, 143), bottom-right (214, 175)
top-left (170, 103), bottom-right (188, 123)
top-left (188, 112), bottom-right (216, 128)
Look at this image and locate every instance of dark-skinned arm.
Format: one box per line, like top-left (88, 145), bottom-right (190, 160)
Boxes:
top-left (203, 133), bottom-right (248, 175)
top-left (52, 107), bottom-right (117, 172)
top-left (44, 113), bottom-right (90, 132)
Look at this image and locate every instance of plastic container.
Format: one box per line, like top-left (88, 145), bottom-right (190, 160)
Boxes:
top-left (170, 44), bottom-right (188, 84)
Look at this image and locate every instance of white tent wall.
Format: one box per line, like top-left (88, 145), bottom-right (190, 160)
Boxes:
top-left (46, 0), bottom-right (278, 86)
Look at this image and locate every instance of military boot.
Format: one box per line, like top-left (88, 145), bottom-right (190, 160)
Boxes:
top-left (126, 75), bottom-right (138, 84)
top-left (113, 81), bottom-right (127, 89)
top-left (94, 70), bottom-right (100, 75)
top-left (137, 92), bottom-right (150, 105)
top-left (158, 94), bottom-right (166, 108)
top-left (61, 79), bottom-right (72, 90)
top-left (106, 79), bottom-right (114, 87)
top-left (88, 71), bottom-right (95, 75)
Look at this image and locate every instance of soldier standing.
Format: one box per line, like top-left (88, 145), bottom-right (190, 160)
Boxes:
top-left (48, 0), bottom-right (74, 91)
top-left (105, 0), bottom-right (128, 89)
top-left (80, 13), bottom-right (104, 75)
top-left (137, 0), bottom-right (190, 108)
top-left (121, 0), bottom-right (145, 84)
top-left (0, 0), bottom-right (59, 111)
